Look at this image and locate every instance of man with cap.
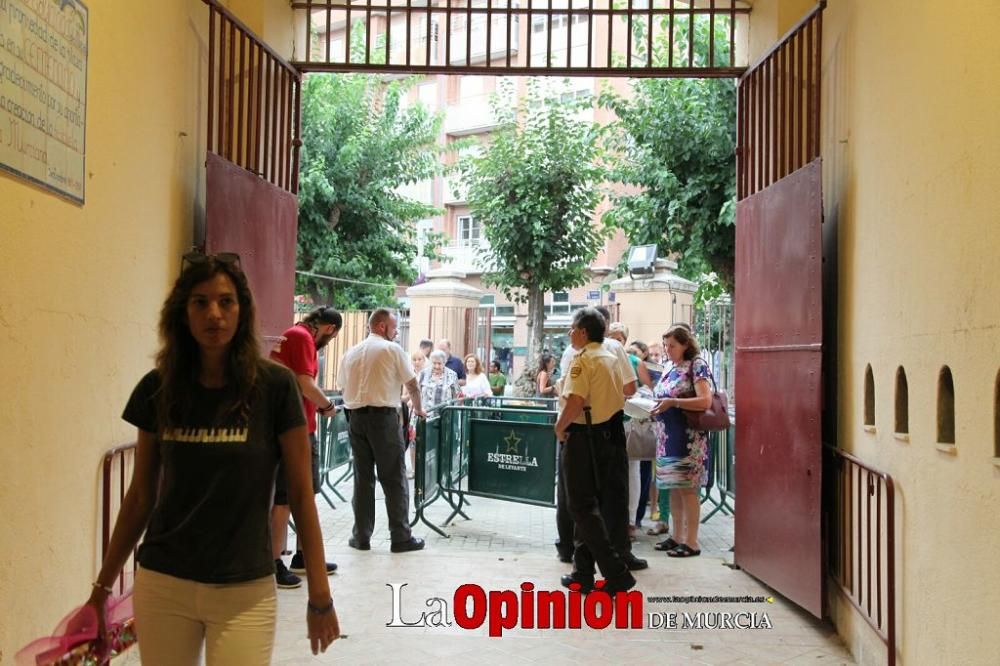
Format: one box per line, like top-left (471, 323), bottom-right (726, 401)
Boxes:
top-left (554, 307), bottom-right (636, 596)
top-left (270, 306), bottom-right (343, 588)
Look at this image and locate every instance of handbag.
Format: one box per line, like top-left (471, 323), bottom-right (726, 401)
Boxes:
top-left (684, 358), bottom-right (731, 432)
top-left (625, 417), bottom-right (657, 460)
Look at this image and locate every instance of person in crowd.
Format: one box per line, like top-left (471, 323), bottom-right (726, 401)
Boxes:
top-left (339, 309), bottom-right (426, 553)
top-left (404, 351), bottom-right (427, 479)
top-left (420, 350), bottom-right (460, 410)
top-left (270, 307), bottom-right (342, 588)
top-left (649, 324), bottom-right (714, 557)
top-left (436, 338), bottom-right (467, 385)
top-left (85, 252), bottom-right (338, 664)
top-left (648, 342), bottom-right (664, 364)
top-left (628, 339), bottom-right (660, 533)
top-left (554, 308), bottom-right (636, 596)
top-left (461, 354), bottom-right (492, 399)
top-left (419, 339), bottom-right (434, 359)
top-left (535, 353), bottom-right (557, 398)
top-left (608, 323), bottom-right (654, 541)
top-left (488, 359), bottom-right (507, 396)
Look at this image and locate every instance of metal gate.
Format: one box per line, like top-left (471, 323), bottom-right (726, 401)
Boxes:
top-left (733, 3), bottom-right (825, 618)
top-left (202, 0), bottom-right (302, 345)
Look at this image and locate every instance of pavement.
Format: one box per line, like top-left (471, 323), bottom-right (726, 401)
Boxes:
top-left (260, 470), bottom-right (855, 666)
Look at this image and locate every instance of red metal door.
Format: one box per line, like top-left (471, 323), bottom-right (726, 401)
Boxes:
top-left (205, 153), bottom-right (298, 342)
top-left (734, 158), bottom-right (823, 617)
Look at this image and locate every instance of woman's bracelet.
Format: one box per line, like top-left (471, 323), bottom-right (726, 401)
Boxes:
top-left (307, 599), bottom-right (335, 615)
top-left (319, 401), bottom-right (334, 413)
top-left (92, 580), bottom-right (113, 595)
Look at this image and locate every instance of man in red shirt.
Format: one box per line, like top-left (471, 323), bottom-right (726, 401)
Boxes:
top-left (270, 306), bottom-right (342, 588)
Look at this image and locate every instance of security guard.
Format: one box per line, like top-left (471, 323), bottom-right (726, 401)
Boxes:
top-left (554, 307), bottom-right (636, 595)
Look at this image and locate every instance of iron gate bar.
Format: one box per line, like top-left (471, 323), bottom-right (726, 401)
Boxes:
top-left (825, 446), bottom-right (897, 666)
top-left (204, 0), bottom-right (301, 194)
top-left (290, 0), bottom-right (749, 76)
top-left (737, 0), bottom-right (823, 200)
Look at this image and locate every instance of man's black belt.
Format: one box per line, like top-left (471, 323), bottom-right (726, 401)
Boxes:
top-left (566, 409), bottom-right (624, 433)
top-left (348, 406), bottom-right (397, 414)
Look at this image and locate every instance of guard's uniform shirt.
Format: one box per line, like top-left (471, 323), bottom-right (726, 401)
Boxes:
top-left (561, 342), bottom-right (625, 425)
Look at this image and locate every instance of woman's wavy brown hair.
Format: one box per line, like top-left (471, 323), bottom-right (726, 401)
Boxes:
top-left (154, 257), bottom-right (261, 430)
top-left (663, 324), bottom-right (701, 361)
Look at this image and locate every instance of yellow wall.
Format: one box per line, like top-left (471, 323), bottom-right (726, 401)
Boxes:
top-left (749, 1), bottom-right (1000, 663)
top-left (0, 1), bottom-right (293, 661)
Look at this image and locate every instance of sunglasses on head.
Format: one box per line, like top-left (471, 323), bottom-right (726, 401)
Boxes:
top-left (182, 251), bottom-right (242, 270)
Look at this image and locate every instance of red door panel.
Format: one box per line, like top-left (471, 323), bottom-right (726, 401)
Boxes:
top-left (734, 158), bottom-right (824, 618)
top-left (205, 152), bottom-right (299, 344)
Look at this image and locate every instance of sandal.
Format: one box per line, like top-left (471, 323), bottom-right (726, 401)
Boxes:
top-left (666, 544), bottom-right (701, 558)
top-left (654, 537), bottom-right (679, 551)
top-left (645, 522), bottom-right (669, 536)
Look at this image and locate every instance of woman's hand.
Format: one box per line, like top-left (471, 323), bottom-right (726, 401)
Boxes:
top-left (650, 398), bottom-right (673, 416)
top-left (307, 603), bottom-right (341, 654)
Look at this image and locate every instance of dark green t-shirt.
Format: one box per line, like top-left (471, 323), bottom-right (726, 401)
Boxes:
top-left (122, 360), bottom-right (305, 584)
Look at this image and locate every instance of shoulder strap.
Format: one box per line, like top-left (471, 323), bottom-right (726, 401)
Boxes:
top-left (688, 357), bottom-right (719, 393)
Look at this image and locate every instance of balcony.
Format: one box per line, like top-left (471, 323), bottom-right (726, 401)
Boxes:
top-left (447, 15), bottom-right (520, 66)
top-left (443, 174), bottom-right (467, 205)
top-left (445, 95), bottom-right (501, 136)
top-left (440, 240), bottom-right (489, 275)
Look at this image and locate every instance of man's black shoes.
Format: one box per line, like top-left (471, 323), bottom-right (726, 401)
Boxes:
top-left (390, 536), bottom-right (425, 553)
top-left (289, 551), bottom-right (338, 575)
top-left (560, 571), bottom-right (636, 596)
top-left (623, 554), bottom-right (649, 571)
top-left (560, 572), bottom-right (595, 593)
top-left (348, 537), bottom-right (371, 551)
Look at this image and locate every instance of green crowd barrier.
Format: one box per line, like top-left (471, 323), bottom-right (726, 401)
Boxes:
top-left (315, 394), bottom-right (352, 508)
top-left (410, 397), bottom-right (559, 536)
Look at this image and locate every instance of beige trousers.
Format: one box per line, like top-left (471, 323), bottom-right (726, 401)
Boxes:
top-left (133, 567), bottom-right (277, 666)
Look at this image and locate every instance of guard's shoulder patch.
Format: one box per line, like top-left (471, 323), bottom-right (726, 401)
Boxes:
top-left (570, 365), bottom-right (583, 379)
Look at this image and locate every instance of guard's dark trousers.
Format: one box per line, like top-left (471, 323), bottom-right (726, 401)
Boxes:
top-left (557, 426), bottom-right (631, 560)
top-left (561, 421), bottom-right (630, 580)
top-left (348, 408), bottom-right (412, 544)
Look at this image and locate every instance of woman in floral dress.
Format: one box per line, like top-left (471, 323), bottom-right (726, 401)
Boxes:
top-left (649, 324), bottom-right (714, 557)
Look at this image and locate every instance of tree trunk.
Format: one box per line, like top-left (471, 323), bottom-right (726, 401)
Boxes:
top-left (512, 285), bottom-right (546, 397)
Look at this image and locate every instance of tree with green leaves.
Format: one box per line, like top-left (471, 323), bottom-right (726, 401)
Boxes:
top-left (296, 47), bottom-right (447, 309)
top-left (461, 80), bottom-right (608, 395)
top-left (601, 16), bottom-right (737, 299)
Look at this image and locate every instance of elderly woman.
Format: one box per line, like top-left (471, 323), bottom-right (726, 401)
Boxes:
top-left (419, 349), bottom-right (459, 411)
top-left (649, 324), bottom-right (714, 557)
top-left (85, 252), bottom-right (339, 664)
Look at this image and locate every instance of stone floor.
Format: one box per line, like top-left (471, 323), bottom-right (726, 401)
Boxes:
top-left (262, 473), bottom-right (855, 666)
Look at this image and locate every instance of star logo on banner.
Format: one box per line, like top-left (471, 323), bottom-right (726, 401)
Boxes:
top-left (504, 431), bottom-right (522, 454)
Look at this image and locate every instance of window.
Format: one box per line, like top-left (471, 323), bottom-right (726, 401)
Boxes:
top-left (894, 367), bottom-right (909, 435)
top-left (495, 305), bottom-right (515, 316)
top-left (863, 364), bottom-right (875, 431)
top-left (937, 366), bottom-right (955, 446)
top-left (479, 294), bottom-right (495, 307)
top-left (457, 215), bottom-right (481, 247)
top-left (552, 291), bottom-right (570, 314)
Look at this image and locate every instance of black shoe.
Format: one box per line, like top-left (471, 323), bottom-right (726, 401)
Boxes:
top-left (348, 537), bottom-right (371, 551)
top-left (557, 552), bottom-right (574, 564)
top-left (390, 537), bottom-right (425, 553)
top-left (560, 572), bottom-right (595, 593)
top-left (624, 554), bottom-right (649, 571)
top-left (274, 559), bottom-right (302, 589)
top-left (289, 551), bottom-right (338, 575)
top-left (597, 572), bottom-right (637, 596)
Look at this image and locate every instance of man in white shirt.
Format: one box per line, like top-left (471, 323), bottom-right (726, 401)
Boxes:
top-left (338, 308), bottom-right (426, 553)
